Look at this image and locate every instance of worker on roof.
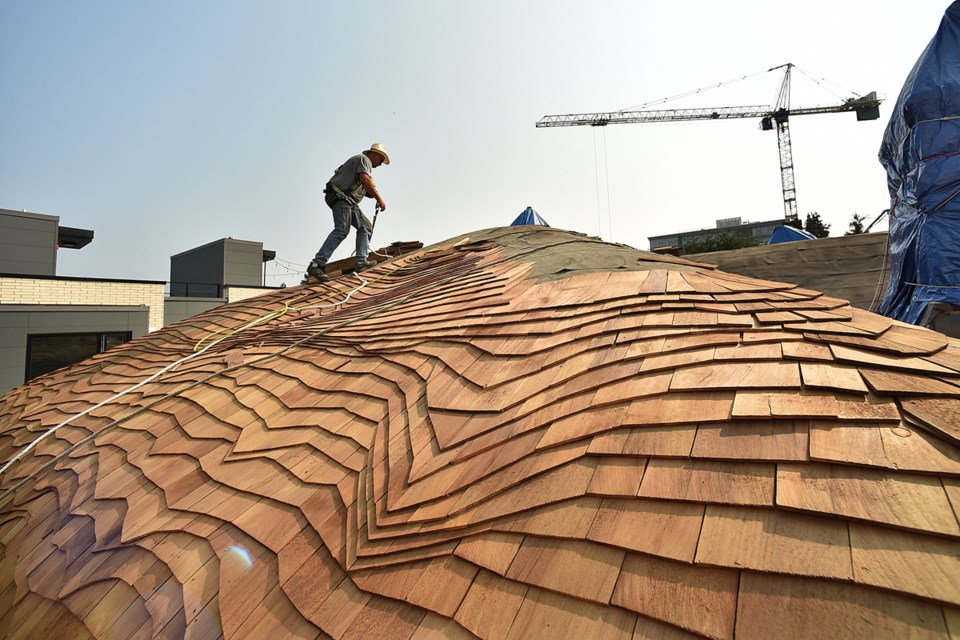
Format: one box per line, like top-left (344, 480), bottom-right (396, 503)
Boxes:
top-left (306, 143), bottom-right (390, 281)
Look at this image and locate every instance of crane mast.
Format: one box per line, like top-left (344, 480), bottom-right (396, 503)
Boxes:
top-left (772, 63), bottom-right (797, 221)
top-left (537, 63), bottom-right (882, 224)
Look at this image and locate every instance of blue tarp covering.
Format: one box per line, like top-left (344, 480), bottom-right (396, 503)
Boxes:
top-left (876, 1), bottom-right (960, 324)
top-left (510, 207), bottom-right (550, 227)
top-left (768, 225), bottom-right (816, 244)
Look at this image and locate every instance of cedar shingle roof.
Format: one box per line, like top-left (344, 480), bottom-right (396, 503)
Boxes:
top-left (685, 231), bottom-right (889, 310)
top-left (0, 227), bottom-right (957, 639)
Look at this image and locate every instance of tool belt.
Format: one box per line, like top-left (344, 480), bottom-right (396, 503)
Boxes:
top-left (324, 182), bottom-right (373, 233)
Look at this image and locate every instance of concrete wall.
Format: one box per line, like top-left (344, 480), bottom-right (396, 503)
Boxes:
top-left (0, 209), bottom-right (58, 276)
top-left (164, 296), bottom-right (224, 327)
top-left (162, 286), bottom-right (276, 326)
top-left (0, 276), bottom-right (166, 331)
top-left (0, 305), bottom-right (148, 395)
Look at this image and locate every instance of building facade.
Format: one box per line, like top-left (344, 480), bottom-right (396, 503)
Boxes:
top-left (164, 238), bottom-right (277, 326)
top-left (648, 216), bottom-right (784, 251)
top-left (0, 209), bottom-right (165, 394)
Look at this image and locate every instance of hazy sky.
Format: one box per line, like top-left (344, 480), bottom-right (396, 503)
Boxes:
top-left (0, 1), bottom-right (951, 285)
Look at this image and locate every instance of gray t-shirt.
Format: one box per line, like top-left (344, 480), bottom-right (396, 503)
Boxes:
top-left (328, 153), bottom-right (372, 202)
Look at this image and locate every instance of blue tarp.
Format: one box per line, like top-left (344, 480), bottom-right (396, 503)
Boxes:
top-left (510, 207), bottom-right (550, 227)
top-left (768, 225), bottom-right (816, 244)
top-left (876, 1), bottom-right (960, 324)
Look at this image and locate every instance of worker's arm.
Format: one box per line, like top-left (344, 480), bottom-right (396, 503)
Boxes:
top-left (358, 173), bottom-right (386, 211)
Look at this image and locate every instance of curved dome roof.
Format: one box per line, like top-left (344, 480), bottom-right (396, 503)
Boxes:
top-left (0, 227), bottom-right (958, 639)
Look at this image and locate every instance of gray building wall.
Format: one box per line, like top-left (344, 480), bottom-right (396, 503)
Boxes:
top-left (170, 240), bottom-right (225, 296)
top-left (163, 296), bottom-right (225, 327)
top-left (170, 238), bottom-right (264, 296)
top-left (0, 305), bottom-right (149, 395)
top-left (223, 239), bottom-right (264, 287)
top-left (0, 209), bottom-right (58, 276)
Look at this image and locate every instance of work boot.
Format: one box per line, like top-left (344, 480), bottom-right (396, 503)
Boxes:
top-left (355, 258), bottom-right (377, 272)
top-left (306, 261), bottom-right (329, 281)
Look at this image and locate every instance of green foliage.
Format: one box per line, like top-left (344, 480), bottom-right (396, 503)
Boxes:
top-left (785, 217), bottom-right (803, 230)
top-left (845, 212), bottom-right (866, 235)
top-left (803, 211), bottom-right (831, 238)
top-left (682, 232), bottom-right (764, 254)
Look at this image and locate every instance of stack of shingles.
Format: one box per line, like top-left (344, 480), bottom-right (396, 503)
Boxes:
top-left (0, 232), bottom-right (957, 640)
top-left (323, 240), bottom-right (425, 278)
top-left (379, 240), bottom-right (424, 257)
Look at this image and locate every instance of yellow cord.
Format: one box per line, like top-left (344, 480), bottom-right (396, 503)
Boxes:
top-left (192, 292), bottom-right (308, 352)
top-left (190, 260), bottom-right (411, 352)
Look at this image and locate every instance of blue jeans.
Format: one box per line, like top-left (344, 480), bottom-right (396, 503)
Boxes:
top-left (313, 199), bottom-right (369, 266)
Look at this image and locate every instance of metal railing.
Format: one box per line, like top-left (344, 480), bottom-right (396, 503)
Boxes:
top-left (166, 282), bottom-right (222, 298)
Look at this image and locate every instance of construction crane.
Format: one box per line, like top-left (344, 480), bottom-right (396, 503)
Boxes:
top-left (536, 63), bottom-right (882, 222)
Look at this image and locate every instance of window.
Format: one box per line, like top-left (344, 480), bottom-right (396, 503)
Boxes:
top-left (25, 332), bottom-right (132, 382)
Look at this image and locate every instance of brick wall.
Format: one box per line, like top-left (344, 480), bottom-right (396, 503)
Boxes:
top-left (0, 277), bottom-right (166, 331)
top-left (225, 286), bottom-right (274, 304)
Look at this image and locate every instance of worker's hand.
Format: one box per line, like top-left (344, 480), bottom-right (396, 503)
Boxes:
top-left (377, 199), bottom-right (386, 212)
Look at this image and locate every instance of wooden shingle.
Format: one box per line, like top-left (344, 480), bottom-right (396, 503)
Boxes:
top-left (612, 553), bottom-right (739, 640)
top-left (777, 463), bottom-right (960, 536)
top-left (695, 506), bottom-right (852, 579)
top-left (639, 459), bottom-right (775, 506)
top-left (736, 572), bottom-right (948, 639)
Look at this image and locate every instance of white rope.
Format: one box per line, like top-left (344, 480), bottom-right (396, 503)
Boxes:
top-left (0, 272), bottom-right (371, 478)
top-left (296, 272), bottom-right (368, 311)
top-left (904, 281), bottom-right (960, 289)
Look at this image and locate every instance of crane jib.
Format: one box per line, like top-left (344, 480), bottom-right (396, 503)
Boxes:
top-left (535, 94), bottom-right (882, 128)
top-left (536, 70), bottom-right (883, 223)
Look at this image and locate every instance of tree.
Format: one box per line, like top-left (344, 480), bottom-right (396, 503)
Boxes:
top-left (683, 232), bottom-right (764, 254)
top-left (803, 212), bottom-right (831, 238)
top-left (845, 212), bottom-right (866, 235)
top-left (785, 217), bottom-right (803, 230)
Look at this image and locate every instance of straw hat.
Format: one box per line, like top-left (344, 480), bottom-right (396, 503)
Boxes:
top-left (368, 143), bottom-right (390, 165)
